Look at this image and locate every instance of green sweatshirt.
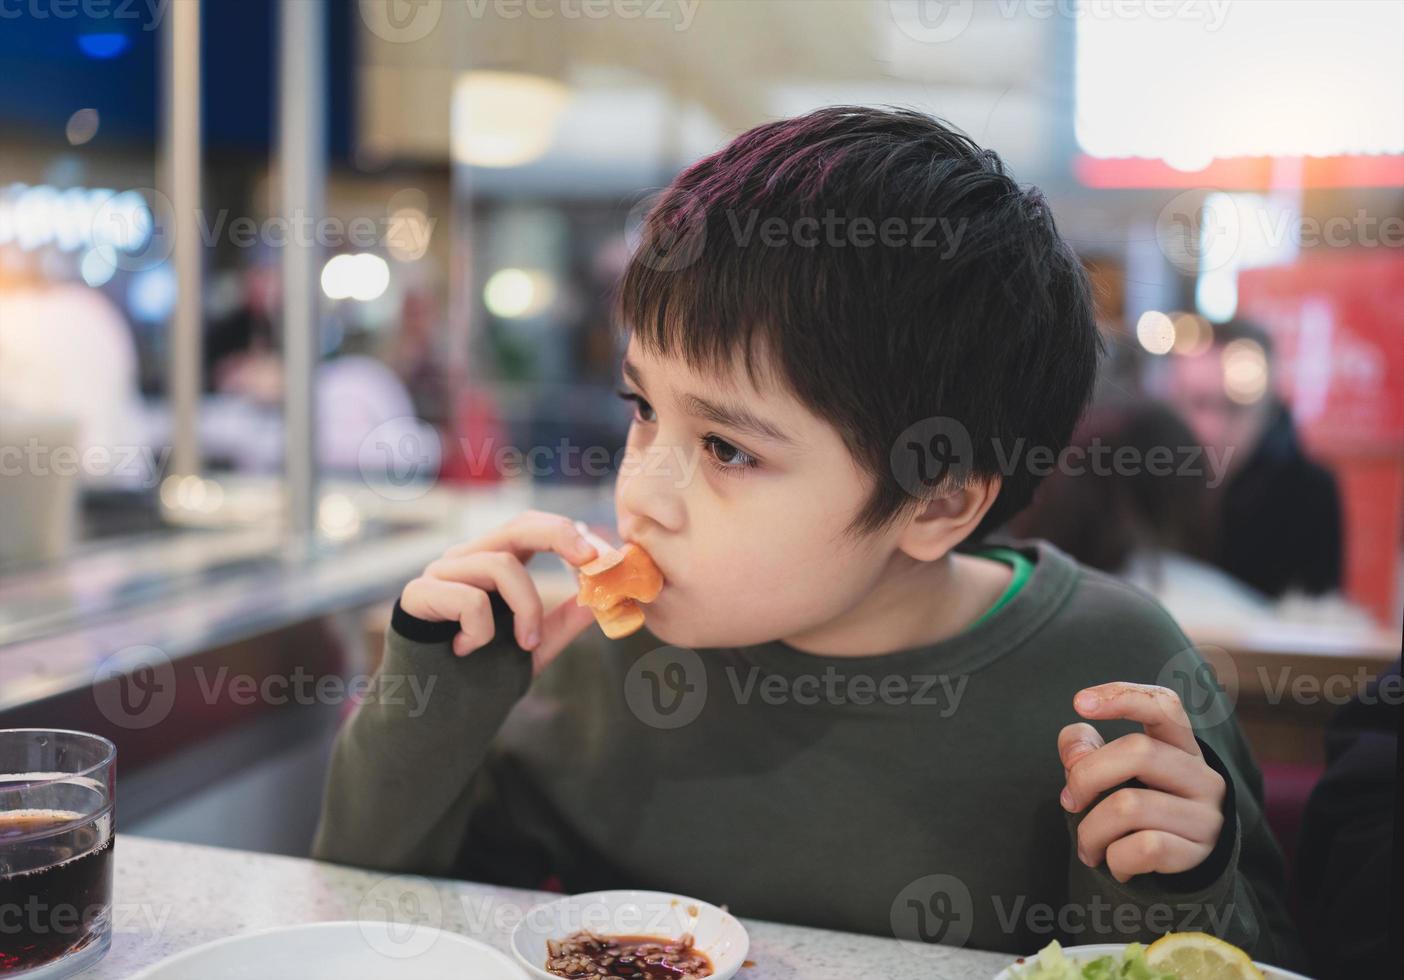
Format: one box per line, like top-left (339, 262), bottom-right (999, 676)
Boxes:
top-left (311, 538), bottom-right (1302, 968)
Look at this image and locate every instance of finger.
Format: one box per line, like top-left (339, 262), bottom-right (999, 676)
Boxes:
top-left (402, 577), bottom-right (487, 637)
top-left (1105, 830), bottom-right (1214, 883)
top-left (1063, 733), bottom-right (1223, 813)
top-left (1075, 788), bottom-right (1225, 867)
top-left (573, 521), bottom-right (619, 556)
top-left (1058, 723), bottom-right (1105, 774)
top-left (426, 551), bottom-right (544, 651)
top-left (530, 595), bottom-right (601, 677)
top-left (444, 511), bottom-right (598, 567)
top-left (1074, 683), bottom-right (1200, 756)
top-left (401, 579), bottom-right (495, 656)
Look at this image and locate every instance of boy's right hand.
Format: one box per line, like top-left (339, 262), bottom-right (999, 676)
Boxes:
top-left (399, 511), bottom-right (603, 676)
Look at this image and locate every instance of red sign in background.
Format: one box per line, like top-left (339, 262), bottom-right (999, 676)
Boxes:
top-left (1238, 250), bottom-right (1404, 626)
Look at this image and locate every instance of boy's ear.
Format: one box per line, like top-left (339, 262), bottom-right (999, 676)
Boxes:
top-left (896, 474), bottom-right (1002, 562)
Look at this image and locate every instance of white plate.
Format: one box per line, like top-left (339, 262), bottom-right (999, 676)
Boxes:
top-left (992, 943), bottom-right (1315, 979)
top-left (129, 921), bottom-right (528, 980)
top-left (510, 889), bottom-right (749, 979)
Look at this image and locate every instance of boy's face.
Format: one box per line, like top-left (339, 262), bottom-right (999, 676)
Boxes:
top-left (613, 337), bottom-right (902, 650)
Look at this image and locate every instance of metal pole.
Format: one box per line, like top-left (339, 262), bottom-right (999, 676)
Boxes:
top-left (279, 0), bottom-right (326, 552)
top-left (161, 0), bottom-right (201, 480)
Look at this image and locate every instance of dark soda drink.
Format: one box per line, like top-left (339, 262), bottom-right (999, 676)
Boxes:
top-left (0, 811), bottom-right (114, 973)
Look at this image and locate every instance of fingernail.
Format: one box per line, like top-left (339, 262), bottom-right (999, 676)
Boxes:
top-left (524, 629), bottom-right (540, 649)
top-left (1060, 787), bottom-right (1075, 810)
top-left (1078, 848), bottom-right (1092, 866)
top-left (1074, 691), bottom-right (1099, 713)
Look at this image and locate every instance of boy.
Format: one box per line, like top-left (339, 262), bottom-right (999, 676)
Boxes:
top-left (313, 107), bottom-right (1299, 965)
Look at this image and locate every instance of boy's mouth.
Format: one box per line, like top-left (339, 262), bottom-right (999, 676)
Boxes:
top-left (623, 537), bottom-right (672, 590)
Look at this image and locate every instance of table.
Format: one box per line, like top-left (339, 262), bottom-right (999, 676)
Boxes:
top-left (84, 836), bottom-right (1014, 979)
top-left (1184, 622), bottom-right (1399, 765)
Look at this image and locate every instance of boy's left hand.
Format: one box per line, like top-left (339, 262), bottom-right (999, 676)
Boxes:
top-left (1057, 682), bottom-right (1227, 883)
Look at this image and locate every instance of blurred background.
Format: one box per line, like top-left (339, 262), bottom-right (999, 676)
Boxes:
top-left (0, 0), bottom-right (1399, 907)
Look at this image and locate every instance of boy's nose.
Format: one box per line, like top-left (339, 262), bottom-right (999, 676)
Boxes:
top-left (616, 443), bottom-right (687, 536)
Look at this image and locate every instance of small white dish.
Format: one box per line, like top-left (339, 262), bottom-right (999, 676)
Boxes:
top-left (129, 920), bottom-right (528, 979)
top-left (510, 889), bottom-right (749, 979)
top-left (992, 942), bottom-right (1315, 979)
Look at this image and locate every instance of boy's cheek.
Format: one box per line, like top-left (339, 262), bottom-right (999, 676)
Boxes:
top-left (687, 569), bottom-right (844, 646)
top-left (642, 573), bottom-right (793, 648)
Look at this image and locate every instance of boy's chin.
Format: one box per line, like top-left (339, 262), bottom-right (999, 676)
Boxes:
top-left (639, 613), bottom-right (772, 652)
top-left (639, 615), bottom-right (689, 647)
top-left (639, 613), bottom-right (720, 650)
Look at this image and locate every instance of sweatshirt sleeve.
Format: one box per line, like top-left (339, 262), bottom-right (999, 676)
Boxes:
top-left (1061, 709), bottom-right (1306, 972)
top-left (310, 592), bottom-right (534, 876)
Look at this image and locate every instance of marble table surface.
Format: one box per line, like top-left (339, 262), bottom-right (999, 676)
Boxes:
top-left (79, 835), bottom-right (1015, 979)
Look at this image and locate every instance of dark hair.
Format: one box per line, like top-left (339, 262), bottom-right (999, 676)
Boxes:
top-left (1007, 400), bottom-right (1215, 572)
top-left (614, 105), bottom-right (1100, 541)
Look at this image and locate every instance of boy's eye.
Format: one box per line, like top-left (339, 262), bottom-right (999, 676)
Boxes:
top-left (701, 435), bottom-right (759, 472)
top-left (615, 388), bottom-right (656, 423)
top-left (616, 387), bottom-right (759, 474)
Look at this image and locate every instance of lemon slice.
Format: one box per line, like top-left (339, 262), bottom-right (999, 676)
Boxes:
top-left (1145, 932), bottom-right (1265, 980)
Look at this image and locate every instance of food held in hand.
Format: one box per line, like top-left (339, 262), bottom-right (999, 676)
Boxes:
top-left (574, 523), bottom-right (664, 639)
top-left (545, 930), bottom-right (713, 979)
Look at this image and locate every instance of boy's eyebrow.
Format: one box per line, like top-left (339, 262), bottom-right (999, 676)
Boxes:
top-left (622, 357), bottom-right (799, 447)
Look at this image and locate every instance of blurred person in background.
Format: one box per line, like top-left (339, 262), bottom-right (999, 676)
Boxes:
top-left (0, 251), bottom-right (145, 459)
top-left (205, 263), bottom-right (278, 395)
top-left (1007, 399), bottom-right (1273, 631)
top-left (1166, 319), bottom-right (1343, 598)
top-left (0, 251), bottom-right (150, 561)
top-left (197, 259), bottom-right (438, 478)
top-left (1294, 658), bottom-right (1398, 980)
top-left (383, 277), bottom-right (452, 427)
